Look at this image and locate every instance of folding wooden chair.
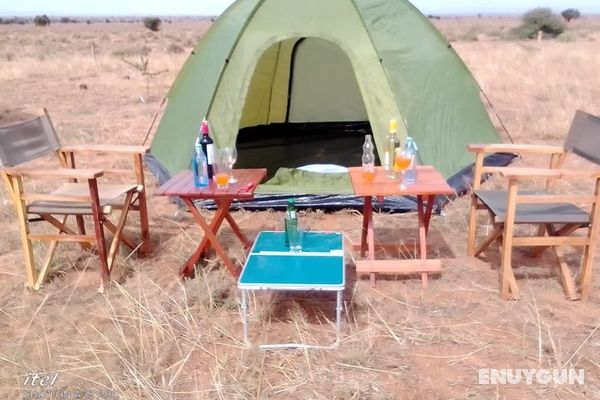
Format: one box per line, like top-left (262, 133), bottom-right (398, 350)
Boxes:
top-left (467, 110), bottom-right (600, 300)
top-left (0, 109), bottom-right (151, 291)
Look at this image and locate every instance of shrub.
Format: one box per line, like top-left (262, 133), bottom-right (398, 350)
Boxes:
top-left (513, 8), bottom-right (565, 39)
top-left (561, 8), bottom-right (581, 23)
top-left (557, 32), bottom-right (577, 42)
top-left (143, 17), bottom-right (161, 32)
top-left (33, 15), bottom-right (51, 27)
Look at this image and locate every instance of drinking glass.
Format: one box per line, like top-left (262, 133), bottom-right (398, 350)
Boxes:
top-left (394, 148), bottom-right (412, 189)
top-left (288, 225), bottom-right (303, 253)
top-left (214, 149), bottom-right (231, 189)
top-left (226, 145), bottom-right (238, 183)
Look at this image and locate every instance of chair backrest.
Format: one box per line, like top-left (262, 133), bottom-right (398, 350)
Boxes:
top-left (0, 112), bottom-right (61, 168)
top-left (564, 110), bottom-right (600, 166)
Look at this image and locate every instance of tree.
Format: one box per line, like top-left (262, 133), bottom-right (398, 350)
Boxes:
top-left (561, 8), bottom-right (581, 23)
top-left (142, 17), bottom-right (161, 32)
top-left (33, 15), bottom-right (50, 27)
top-left (513, 8), bottom-right (565, 39)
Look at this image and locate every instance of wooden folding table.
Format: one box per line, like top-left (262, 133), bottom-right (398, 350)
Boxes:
top-left (348, 166), bottom-right (454, 286)
top-left (155, 168), bottom-right (266, 278)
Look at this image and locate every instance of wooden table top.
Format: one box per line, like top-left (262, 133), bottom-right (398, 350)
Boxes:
top-left (348, 166), bottom-right (454, 197)
top-left (155, 168), bottom-right (267, 200)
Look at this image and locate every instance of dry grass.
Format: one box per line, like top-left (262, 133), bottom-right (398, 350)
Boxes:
top-left (1, 18), bottom-right (600, 399)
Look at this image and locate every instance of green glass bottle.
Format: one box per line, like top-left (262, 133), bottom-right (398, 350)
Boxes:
top-left (284, 198), bottom-right (297, 247)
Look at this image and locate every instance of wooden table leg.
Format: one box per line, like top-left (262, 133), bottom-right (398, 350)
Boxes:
top-left (180, 199), bottom-right (229, 276)
top-left (223, 206), bottom-right (251, 249)
top-left (417, 195), bottom-right (436, 287)
top-left (180, 198), bottom-right (239, 278)
top-left (360, 196), bottom-right (370, 258)
top-left (363, 196), bottom-right (376, 285)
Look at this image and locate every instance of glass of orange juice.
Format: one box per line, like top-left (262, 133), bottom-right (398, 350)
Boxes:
top-left (394, 148), bottom-right (412, 189)
top-left (214, 149), bottom-right (231, 189)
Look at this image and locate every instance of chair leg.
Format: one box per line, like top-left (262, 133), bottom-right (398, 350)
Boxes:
top-left (137, 189), bottom-right (152, 256)
top-left (16, 210), bottom-right (37, 289)
top-left (500, 183), bottom-right (519, 300)
top-left (552, 246), bottom-right (578, 301)
top-left (88, 180), bottom-right (110, 292)
top-left (580, 244), bottom-right (594, 301)
top-left (76, 215), bottom-right (87, 250)
top-left (34, 215), bottom-right (69, 290)
top-left (11, 178), bottom-right (37, 288)
top-left (467, 196), bottom-right (479, 256)
top-left (499, 232), bottom-right (519, 300)
top-left (474, 224), bottom-right (503, 257)
top-left (106, 192), bottom-right (134, 272)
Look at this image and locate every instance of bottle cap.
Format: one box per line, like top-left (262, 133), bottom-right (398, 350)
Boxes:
top-left (389, 119), bottom-right (398, 132)
top-left (200, 119), bottom-right (209, 135)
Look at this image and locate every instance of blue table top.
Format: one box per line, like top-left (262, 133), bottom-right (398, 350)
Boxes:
top-left (239, 231), bottom-right (345, 290)
top-left (252, 231), bottom-right (343, 254)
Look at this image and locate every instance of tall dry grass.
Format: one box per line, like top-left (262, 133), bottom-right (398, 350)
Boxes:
top-left (0, 18), bottom-right (600, 399)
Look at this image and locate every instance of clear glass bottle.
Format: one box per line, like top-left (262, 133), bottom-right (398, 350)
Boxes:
top-left (404, 136), bottom-right (418, 185)
top-left (384, 119), bottom-right (400, 179)
top-left (361, 135), bottom-right (375, 180)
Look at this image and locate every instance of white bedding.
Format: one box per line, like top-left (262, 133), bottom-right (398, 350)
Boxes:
top-left (297, 164), bottom-right (348, 173)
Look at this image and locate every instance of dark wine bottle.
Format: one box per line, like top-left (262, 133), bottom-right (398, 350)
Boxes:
top-left (199, 119), bottom-right (214, 179)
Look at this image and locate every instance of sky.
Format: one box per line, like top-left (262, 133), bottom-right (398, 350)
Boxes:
top-left (1, 0), bottom-right (599, 17)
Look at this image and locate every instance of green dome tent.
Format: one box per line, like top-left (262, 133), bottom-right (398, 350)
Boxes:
top-left (150, 0), bottom-right (501, 190)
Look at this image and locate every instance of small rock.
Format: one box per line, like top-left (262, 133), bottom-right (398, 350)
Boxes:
top-left (79, 83), bottom-right (88, 90)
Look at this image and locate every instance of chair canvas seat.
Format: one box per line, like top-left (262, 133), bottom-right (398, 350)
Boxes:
top-left (27, 183), bottom-right (138, 215)
top-left (476, 190), bottom-right (590, 225)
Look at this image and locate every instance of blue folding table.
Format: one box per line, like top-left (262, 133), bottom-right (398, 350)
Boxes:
top-left (238, 231), bottom-right (345, 349)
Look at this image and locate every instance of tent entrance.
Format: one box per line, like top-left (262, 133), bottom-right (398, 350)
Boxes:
top-left (237, 37), bottom-right (371, 178)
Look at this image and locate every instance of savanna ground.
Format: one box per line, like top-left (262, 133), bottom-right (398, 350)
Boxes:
top-left (1, 16), bottom-right (600, 400)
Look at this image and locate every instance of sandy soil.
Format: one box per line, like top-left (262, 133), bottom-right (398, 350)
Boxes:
top-left (0, 17), bottom-right (600, 399)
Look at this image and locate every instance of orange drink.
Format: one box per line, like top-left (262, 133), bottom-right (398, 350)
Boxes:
top-left (362, 170), bottom-right (375, 181)
top-left (394, 154), bottom-right (411, 172)
top-left (215, 173), bottom-right (229, 188)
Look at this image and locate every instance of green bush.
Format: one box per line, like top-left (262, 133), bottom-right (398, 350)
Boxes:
top-left (33, 15), bottom-right (51, 27)
top-left (143, 17), bottom-right (161, 32)
top-left (513, 8), bottom-right (565, 39)
top-left (561, 8), bottom-right (581, 22)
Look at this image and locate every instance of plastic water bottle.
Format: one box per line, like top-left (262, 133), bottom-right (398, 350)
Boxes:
top-left (192, 138), bottom-right (209, 187)
top-left (404, 136), bottom-right (418, 185)
top-left (361, 135), bottom-right (375, 180)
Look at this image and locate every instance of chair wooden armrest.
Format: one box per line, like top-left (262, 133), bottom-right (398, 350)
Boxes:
top-left (499, 167), bottom-right (600, 180)
top-left (60, 144), bottom-right (150, 155)
top-left (3, 167), bottom-right (104, 180)
top-left (468, 143), bottom-right (565, 155)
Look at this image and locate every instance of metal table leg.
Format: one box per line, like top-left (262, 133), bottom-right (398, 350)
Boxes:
top-left (336, 289), bottom-right (342, 344)
top-left (241, 289), bottom-right (249, 344)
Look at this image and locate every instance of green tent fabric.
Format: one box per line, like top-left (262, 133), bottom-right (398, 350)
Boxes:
top-left (150, 0), bottom-right (500, 181)
top-left (256, 168), bottom-right (354, 195)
